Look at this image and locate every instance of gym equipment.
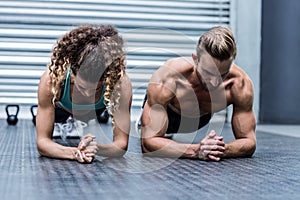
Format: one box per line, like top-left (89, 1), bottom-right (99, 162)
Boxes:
top-left (97, 109), bottom-right (110, 123)
top-left (5, 104), bottom-right (20, 125)
top-left (30, 105), bottom-right (38, 126)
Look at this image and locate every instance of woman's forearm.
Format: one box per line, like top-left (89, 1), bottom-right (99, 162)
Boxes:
top-left (37, 138), bottom-right (77, 160)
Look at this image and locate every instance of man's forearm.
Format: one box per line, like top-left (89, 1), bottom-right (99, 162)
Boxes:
top-left (95, 142), bottom-right (127, 157)
top-left (223, 138), bottom-right (256, 158)
top-left (142, 137), bottom-right (199, 158)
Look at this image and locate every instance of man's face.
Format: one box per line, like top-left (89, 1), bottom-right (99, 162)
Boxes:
top-left (193, 52), bottom-right (232, 91)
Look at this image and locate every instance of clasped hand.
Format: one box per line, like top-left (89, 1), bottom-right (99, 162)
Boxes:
top-left (75, 134), bottom-right (98, 163)
top-left (198, 130), bottom-right (225, 161)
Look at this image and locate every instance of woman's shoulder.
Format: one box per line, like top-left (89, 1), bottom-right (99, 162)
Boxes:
top-left (119, 73), bottom-right (132, 89)
top-left (38, 70), bottom-right (54, 104)
top-left (113, 73), bottom-right (132, 101)
top-left (39, 70), bottom-right (51, 89)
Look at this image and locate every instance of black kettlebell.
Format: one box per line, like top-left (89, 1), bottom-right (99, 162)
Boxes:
top-left (5, 104), bottom-right (20, 125)
top-left (97, 109), bottom-right (110, 123)
top-left (30, 105), bottom-right (38, 126)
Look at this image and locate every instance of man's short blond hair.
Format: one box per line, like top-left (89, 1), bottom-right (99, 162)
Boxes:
top-left (197, 26), bottom-right (237, 61)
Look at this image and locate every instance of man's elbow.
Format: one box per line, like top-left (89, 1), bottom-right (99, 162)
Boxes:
top-left (245, 140), bottom-right (256, 157)
top-left (114, 150), bottom-right (127, 157)
top-left (141, 138), bottom-right (154, 154)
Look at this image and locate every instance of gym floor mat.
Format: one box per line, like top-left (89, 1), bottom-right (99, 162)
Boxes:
top-left (0, 119), bottom-right (300, 200)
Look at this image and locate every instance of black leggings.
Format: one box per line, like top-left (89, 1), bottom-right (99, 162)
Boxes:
top-left (54, 106), bottom-right (106, 123)
top-left (142, 94), bottom-right (211, 133)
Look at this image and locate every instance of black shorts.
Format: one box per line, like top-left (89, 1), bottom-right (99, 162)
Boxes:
top-left (166, 106), bottom-right (211, 133)
top-left (142, 94), bottom-right (211, 133)
top-left (54, 106), bottom-right (106, 123)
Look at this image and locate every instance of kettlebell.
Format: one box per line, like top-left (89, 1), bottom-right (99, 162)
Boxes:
top-left (97, 109), bottom-right (110, 123)
top-left (30, 105), bottom-right (38, 126)
top-left (5, 104), bottom-right (20, 125)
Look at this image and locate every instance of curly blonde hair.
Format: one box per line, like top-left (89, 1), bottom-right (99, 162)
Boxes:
top-left (48, 25), bottom-right (126, 121)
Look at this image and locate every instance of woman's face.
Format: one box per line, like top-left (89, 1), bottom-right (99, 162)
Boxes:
top-left (73, 74), bottom-right (103, 97)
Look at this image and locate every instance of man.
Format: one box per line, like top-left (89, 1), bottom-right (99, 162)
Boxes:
top-left (140, 26), bottom-right (256, 161)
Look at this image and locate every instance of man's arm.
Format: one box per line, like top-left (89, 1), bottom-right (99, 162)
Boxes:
top-left (222, 78), bottom-right (257, 158)
top-left (222, 108), bottom-right (256, 158)
top-left (141, 69), bottom-right (225, 160)
top-left (141, 97), bottom-right (225, 160)
top-left (141, 99), bottom-right (201, 158)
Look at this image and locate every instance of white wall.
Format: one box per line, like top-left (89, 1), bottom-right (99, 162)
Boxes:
top-left (228, 0), bottom-right (262, 122)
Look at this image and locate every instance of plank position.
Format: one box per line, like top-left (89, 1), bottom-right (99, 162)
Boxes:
top-left (36, 25), bottom-right (132, 163)
top-left (141, 26), bottom-right (256, 161)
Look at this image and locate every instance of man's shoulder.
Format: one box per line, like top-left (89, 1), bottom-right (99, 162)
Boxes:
top-left (231, 64), bottom-right (253, 89)
top-left (229, 65), bottom-right (254, 108)
top-left (152, 57), bottom-right (191, 80)
top-left (154, 57), bottom-right (193, 77)
top-left (164, 57), bottom-right (193, 69)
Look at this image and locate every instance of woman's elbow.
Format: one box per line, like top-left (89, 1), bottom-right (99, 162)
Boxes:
top-left (36, 140), bottom-right (47, 157)
top-left (113, 142), bottom-right (128, 157)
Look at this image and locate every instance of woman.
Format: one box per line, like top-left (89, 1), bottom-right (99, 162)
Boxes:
top-left (36, 25), bottom-right (132, 163)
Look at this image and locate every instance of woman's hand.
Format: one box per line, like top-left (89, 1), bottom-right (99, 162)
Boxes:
top-left (76, 134), bottom-right (97, 163)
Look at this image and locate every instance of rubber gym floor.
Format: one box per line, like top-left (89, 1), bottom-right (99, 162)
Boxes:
top-left (0, 116), bottom-right (300, 200)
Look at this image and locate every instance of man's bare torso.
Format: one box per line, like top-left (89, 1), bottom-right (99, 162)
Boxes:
top-left (150, 57), bottom-right (252, 118)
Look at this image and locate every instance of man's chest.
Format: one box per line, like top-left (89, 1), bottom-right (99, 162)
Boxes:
top-left (171, 84), bottom-right (230, 117)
